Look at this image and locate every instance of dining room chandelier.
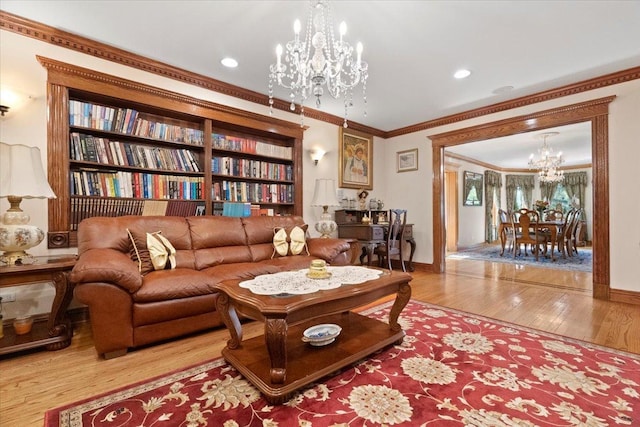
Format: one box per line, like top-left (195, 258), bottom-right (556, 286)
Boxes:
top-left (528, 132), bottom-right (565, 182)
top-left (268, 0), bottom-right (368, 128)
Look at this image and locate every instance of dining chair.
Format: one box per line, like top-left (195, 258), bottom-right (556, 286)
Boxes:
top-left (374, 209), bottom-right (407, 271)
top-left (544, 209), bottom-right (563, 221)
top-left (512, 208), bottom-right (548, 261)
top-left (498, 209), bottom-right (515, 256)
top-left (569, 208), bottom-right (584, 257)
top-left (546, 208), bottom-right (574, 258)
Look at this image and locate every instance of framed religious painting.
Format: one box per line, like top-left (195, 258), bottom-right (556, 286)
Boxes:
top-left (339, 128), bottom-right (373, 190)
top-left (463, 171), bottom-right (483, 206)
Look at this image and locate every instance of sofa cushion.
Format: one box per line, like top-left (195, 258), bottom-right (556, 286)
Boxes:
top-left (132, 268), bottom-right (216, 303)
top-left (272, 224), bottom-right (309, 257)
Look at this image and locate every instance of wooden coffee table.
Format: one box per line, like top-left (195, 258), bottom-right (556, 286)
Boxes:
top-left (214, 269), bottom-right (412, 404)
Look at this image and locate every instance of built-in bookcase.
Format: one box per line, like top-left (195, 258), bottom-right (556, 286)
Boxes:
top-left (40, 56), bottom-right (303, 248)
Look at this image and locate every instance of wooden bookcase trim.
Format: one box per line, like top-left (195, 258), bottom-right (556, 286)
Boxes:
top-left (40, 57), bottom-right (304, 248)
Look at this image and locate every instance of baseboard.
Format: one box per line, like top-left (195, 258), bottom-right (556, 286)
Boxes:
top-left (609, 288), bottom-right (640, 306)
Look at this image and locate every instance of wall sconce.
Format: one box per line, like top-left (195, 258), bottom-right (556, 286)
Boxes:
top-left (0, 86), bottom-right (33, 117)
top-left (309, 149), bottom-right (326, 165)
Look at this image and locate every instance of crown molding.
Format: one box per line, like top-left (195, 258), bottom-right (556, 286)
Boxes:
top-left (2, 10), bottom-right (639, 139)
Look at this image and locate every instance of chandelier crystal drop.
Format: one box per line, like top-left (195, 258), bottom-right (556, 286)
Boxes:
top-left (268, 0), bottom-right (368, 128)
top-left (528, 132), bottom-right (565, 183)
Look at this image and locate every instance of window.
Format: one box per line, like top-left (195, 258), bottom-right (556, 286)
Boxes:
top-left (549, 184), bottom-right (571, 213)
top-left (514, 186), bottom-right (526, 210)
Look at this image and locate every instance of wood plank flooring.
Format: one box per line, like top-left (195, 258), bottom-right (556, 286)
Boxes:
top-left (1, 259), bottom-right (639, 426)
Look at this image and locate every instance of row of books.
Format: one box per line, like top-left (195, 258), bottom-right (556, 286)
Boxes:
top-left (70, 197), bottom-right (205, 230)
top-left (211, 157), bottom-right (293, 181)
top-left (69, 100), bottom-right (205, 145)
top-left (212, 133), bottom-right (292, 160)
top-left (212, 202), bottom-right (277, 218)
top-left (212, 180), bottom-right (293, 204)
top-left (71, 170), bottom-right (204, 199)
top-left (70, 133), bottom-right (202, 172)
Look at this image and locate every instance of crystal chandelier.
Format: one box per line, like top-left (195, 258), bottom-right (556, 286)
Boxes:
top-left (528, 132), bottom-right (565, 183)
top-left (268, 0), bottom-right (368, 128)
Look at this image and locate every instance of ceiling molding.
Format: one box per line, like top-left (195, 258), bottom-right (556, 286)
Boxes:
top-left (0, 10), bottom-right (385, 138)
top-left (2, 10), bottom-right (638, 140)
top-left (387, 68), bottom-right (640, 138)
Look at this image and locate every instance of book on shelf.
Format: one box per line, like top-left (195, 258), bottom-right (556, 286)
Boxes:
top-left (222, 202), bottom-right (251, 217)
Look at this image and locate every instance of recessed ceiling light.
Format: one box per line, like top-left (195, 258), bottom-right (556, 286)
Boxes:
top-left (221, 57), bottom-right (238, 68)
top-left (453, 69), bottom-right (471, 79)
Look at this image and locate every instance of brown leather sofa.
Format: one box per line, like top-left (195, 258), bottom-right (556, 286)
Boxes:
top-left (71, 215), bottom-right (352, 359)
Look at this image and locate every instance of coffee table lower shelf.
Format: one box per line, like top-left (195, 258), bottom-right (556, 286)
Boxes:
top-left (222, 311), bottom-right (404, 404)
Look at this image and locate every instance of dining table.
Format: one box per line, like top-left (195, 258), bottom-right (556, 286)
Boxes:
top-left (500, 219), bottom-right (565, 261)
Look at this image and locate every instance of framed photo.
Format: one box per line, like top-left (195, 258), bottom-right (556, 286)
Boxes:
top-left (463, 171), bottom-right (483, 206)
top-left (339, 128), bottom-right (373, 190)
top-left (396, 148), bottom-right (418, 172)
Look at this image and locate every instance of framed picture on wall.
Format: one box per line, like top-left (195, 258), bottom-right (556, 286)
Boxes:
top-left (339, 128), bottom-right (373, 190)
top-left (396, 148), bottom-right (418, 172)
top-left (463, 171), bottom-right (483, 206)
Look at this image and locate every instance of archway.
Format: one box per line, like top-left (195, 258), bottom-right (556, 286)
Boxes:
top-left (430, 97), bottom-right (614, 299)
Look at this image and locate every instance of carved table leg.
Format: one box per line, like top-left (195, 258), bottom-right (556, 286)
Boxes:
top-left (406, 238), bottom-right (416, 272)
top-left (265, 318), bottom-right (288, 384)
top-left (46, 271), bottom-right (75, 350)
top-left (389, 282), bottom-right (412, 337)
top-left (216, 293), bottom-right (243, 349)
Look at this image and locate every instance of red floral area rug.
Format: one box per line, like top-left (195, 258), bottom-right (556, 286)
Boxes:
top-left (46, 300), bottom-right (640, 426)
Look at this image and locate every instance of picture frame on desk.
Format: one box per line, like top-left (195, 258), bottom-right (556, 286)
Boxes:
top-left (396, 148), bottom-right (418, 172)
top-left (339, 128), bottom-right (373, 190)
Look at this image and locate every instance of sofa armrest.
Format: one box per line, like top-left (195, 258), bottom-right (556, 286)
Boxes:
top-left (306, 238), bottom-right (352, 263)
top-left (70, 248), bottom-right (142, 293)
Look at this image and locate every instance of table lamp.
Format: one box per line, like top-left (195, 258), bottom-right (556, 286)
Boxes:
top-left (0, 143), bottom-right (57, 265)
top-left (311, 178), bottom-right (341, 238)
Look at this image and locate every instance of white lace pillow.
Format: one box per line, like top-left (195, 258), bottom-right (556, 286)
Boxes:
top-left (272, 225), bottom-right (309, 258)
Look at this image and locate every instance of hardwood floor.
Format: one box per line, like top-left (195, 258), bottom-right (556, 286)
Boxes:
top-left (2, 261), bottom-right (639, 426)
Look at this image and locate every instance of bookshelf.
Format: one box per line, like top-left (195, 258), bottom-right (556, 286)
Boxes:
top-left (40, 56), bottom-right (304, 248)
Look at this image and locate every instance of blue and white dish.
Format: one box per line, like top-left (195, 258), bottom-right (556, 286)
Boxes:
top-left (302, 323), bottom-right (342, 346)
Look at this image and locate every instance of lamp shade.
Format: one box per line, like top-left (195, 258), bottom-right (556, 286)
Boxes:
top-left (311, 179), bottom-right (340, 207)
top-left (0, 143), bottom-right (56, 199)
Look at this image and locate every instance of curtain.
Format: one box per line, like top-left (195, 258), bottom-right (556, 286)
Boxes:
top-left (484, 170), bottom-right (502, 242)
top-left (540, 181), bottom-right (559, 202)
top-left (563, 172), bottom-right (588, 211)
top-left (505, 175), bottom-right (535, 210)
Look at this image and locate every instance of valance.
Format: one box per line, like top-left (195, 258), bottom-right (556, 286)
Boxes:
top-left (484, 170), bottom-right (502, 187)
top-left (505, 174), bottom-right (535, 189)
top-left (563, 171), bottom-right (588, 186)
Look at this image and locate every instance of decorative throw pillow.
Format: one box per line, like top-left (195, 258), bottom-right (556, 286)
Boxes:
top-left (127, 229), bottom-right (176, 275)
top-left (272, 225), bottom-right (309, 258)
top-left (147, 232), bottom-right (176, 271)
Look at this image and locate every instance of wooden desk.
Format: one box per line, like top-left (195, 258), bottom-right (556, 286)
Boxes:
top-left (0, 255), bottom-right (77, 355)
top-left (337, 223), bottom-right (416, 271)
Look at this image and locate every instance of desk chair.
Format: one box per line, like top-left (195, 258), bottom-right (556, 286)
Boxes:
top-left (374, 209), bottom-right (407, 271)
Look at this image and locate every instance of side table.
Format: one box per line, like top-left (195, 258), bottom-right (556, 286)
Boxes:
top-left (0, 255), bottom-right (77, 356)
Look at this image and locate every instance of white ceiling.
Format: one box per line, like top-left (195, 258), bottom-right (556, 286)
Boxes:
top-left (2, 0), bottom-right (639, 165)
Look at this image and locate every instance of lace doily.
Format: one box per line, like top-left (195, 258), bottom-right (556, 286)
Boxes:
top-left (239, 266), bottom-right (383, 295)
